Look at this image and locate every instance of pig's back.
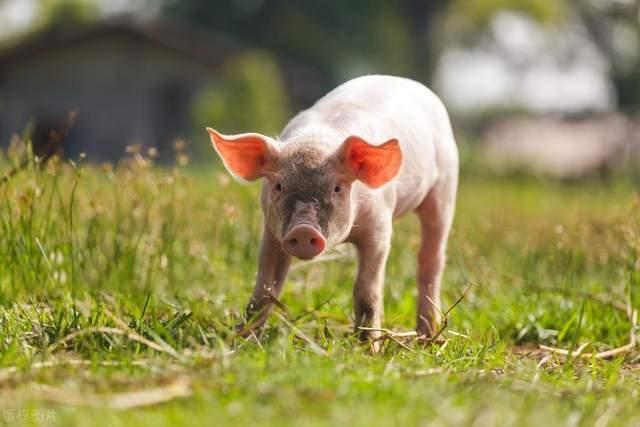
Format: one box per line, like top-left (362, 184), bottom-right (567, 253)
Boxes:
top-left (282, 75), bottom-right (458, 217)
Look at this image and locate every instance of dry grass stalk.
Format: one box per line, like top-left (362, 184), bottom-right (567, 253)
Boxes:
top-left (360, 284), bottom-right (473, 351)
top-left (539, 301), bottom-right (638, 361)
top-left (9, 377), bottom-right (191, 409)
top-left (0, 359), bottom-right (151, 382)
top-left (48, 326), bottom-right (180, 359)
top-left (104, 308), bottom-right (182, 360)
top-left (273, 311), bottom-right (329, 357)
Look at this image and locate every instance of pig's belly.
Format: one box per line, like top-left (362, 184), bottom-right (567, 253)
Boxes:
top-left (390, 140), bottom-right (439, 219)
top-left (391, 174), bottom-right (433, 219)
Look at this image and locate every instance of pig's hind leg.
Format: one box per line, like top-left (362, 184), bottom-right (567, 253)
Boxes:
top-left (414, 177), bottom-right (457, 338)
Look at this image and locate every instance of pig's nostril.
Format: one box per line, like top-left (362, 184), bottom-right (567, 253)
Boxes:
top-left (282, 224), bottom-right (326, 259)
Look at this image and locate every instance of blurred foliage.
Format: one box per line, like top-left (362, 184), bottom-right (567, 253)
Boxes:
top-left (162, 0), bottom-right (447, 82)
top-left (0, 0), bottom-right (637, 134)
top-left (572, 0), bottom-right (640, 111)
top-left (449, 0), bottom-right (566, 30)
top-left (163, 0), bottom-right (640, 112)
top-left (444, 0), bottom-right (639, 112)
top-left (191, 50), bottom-right (291, 135)
top-left (161, 0), bottom-right (572, 84)
top-left (37, 0), bottom-right (97, 29)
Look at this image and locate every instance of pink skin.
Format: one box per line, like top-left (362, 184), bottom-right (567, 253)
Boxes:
top-left (282, 224), bottom-right (326, 260)
top-left (208, 75), bottom-right (458, 346)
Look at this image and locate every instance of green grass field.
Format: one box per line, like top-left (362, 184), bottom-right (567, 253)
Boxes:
top-left (0, 149), bottom-right (639, 426)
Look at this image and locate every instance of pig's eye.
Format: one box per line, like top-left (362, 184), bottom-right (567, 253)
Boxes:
top-left (333, 185), bottom-right (342, 194)
top-left (274, 183), bottom-right (283, 192)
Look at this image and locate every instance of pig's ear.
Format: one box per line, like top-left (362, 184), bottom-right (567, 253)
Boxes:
top-left (207, 127), bottom-right (279, 181)
top-left (340, 135), bottom-right (402, 188)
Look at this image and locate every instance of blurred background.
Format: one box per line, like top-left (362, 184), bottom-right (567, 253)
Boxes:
top-left (0, 0), bottom-right (639, 180)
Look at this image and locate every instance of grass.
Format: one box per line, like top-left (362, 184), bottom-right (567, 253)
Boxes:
top-left (0, 146), bottom-right (639, 426)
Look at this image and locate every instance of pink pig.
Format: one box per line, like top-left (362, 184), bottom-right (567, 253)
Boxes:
top-left (208, 75), bottom-right (458, 342)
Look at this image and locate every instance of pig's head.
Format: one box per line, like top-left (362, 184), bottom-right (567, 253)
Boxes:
top-left (207, 128), bottom-right (402, 260)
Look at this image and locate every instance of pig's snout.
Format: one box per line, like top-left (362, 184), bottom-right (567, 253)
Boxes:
top-left (282, 224), bottom-right (326, 260)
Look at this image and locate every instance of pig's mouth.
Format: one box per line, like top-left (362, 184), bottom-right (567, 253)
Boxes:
top-left (281, 222), bottom-right (326, 260)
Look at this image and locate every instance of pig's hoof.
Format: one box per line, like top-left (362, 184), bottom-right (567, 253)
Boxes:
top-left (355, 328), bottom-right (383, 353)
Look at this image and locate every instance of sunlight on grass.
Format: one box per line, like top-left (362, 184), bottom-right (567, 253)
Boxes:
top-left (0, 145), bottom-right (639, 426)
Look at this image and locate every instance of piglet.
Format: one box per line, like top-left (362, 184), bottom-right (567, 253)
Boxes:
top-left (208, 75), bottom-right (458, 343)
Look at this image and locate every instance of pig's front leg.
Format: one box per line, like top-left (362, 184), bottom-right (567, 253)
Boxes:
top-left (239, 226), bottom-right (291, 335)
top-left (352, 216), bottom-right (392, 345)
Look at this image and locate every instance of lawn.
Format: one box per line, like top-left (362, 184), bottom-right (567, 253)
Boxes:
top-left (0, 149), bottom-right (638, 426)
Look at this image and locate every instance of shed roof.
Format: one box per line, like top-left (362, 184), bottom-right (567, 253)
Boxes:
top-left (0, 16), bottom-right (326, 107)
top-left (0, 16), bottom-right (240, 67)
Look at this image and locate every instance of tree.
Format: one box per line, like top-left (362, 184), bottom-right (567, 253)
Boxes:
top-left (571, 0), bottom-right (640, 111)
top-left (37, 0), bottom-right (98, 29)
top-left (191, 50), bottom-right (291, 135)
top-left (161, 0), bottom-right (447, 85)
